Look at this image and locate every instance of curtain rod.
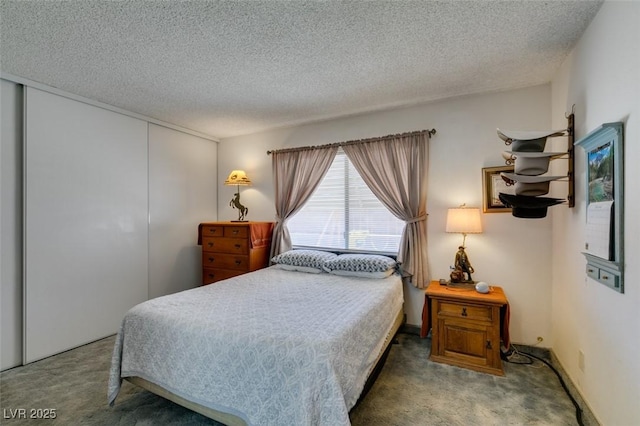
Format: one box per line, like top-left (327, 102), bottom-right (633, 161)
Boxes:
top-left (266, 128), bottom-right (436, 155)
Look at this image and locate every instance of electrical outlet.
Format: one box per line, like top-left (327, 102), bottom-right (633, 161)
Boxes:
top-left (578, 350), bottom-right (585, 372)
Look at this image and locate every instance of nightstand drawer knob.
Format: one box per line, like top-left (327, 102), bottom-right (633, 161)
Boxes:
top-left (461, 307), bottom-right (468, 317)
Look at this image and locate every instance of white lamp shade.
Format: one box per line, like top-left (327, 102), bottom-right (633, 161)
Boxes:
top-left (446, 207), bottom-right (482, 234)
top-left (224, 170), bottom-right (252, 186)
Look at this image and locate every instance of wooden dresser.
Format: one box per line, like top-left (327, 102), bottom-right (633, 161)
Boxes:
top-left (425, 281), bottom-right (508, 376)
top-left (198, 222), bottom-right (274, 285)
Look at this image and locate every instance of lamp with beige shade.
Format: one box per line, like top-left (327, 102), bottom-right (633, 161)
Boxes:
top-left (224, 170), bottom-right (252, 222)
top-left (446, 204), bottom-right (482, 283)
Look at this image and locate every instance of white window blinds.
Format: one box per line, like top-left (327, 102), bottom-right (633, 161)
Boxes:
top-left (288, 148), bottom-right (404, 253)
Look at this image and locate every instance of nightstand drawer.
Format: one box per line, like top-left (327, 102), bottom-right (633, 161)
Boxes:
top-left (202, 237), bottom-right (249, 254)
top-left (202, 253), bottom-right (250, 271)
top-left (439, 301), bottom-right (492, 321)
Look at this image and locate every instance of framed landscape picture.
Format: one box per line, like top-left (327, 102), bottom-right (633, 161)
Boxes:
top-left (482, 165), bottom-right (515, 213)
top-left (586, 141), bottom-right (614, 203)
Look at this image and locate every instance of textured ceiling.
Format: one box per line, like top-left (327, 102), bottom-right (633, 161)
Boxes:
top-left (0, 1), bottom-right (603, 139)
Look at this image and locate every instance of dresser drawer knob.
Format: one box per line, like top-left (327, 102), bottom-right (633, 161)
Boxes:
top-left (208, 257), bottom-right (215, 263)
top-left (461, 307), bottom-right (468, 317)
top-left (234, 244), bottom-right (241, 249)
top-left (232, 229), bottom-right (239, 234)
top-left (235, 260), bottom-right (242, 265)
top-left (207, 242), bottom-right (214, 247)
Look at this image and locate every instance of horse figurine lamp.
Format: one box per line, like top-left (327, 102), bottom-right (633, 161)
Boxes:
top-left (224, 170), bottom-right (252, 222)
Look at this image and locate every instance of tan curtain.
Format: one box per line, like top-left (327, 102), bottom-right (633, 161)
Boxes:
top-left (342, 133), bottom-right (429, 288)
top-left (270, 147), bottom-right (338, 259)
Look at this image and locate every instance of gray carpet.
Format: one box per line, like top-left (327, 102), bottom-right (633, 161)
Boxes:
top-left (0, 333), bottom-right (578, 425)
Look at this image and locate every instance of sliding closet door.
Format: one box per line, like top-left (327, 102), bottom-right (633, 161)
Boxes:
top-left (148, 124), bottom-right (217, 299)
top-left (24, 87), bottom-right (148, 363)
top-left (1, 80), bottom-right (23, 370)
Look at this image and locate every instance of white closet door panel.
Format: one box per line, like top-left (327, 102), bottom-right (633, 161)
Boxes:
top-left (1, 79), bottom-right (23, 370)
top-left (24, 87), bottom-right (148, 363)
top-left (148, 124), bottom-right (217, 299)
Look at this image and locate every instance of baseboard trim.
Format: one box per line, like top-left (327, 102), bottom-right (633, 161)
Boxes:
top-left (548, 349), bottom-right (601, 426)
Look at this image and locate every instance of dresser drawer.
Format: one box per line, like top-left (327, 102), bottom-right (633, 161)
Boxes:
top-left (224, 226), bottom-right (249, 238)
top-left (201, 237), bottom-right (249, 254)
top-left (202, 268), bottom-right (244, 285)
top-left (202, 252), bottom-right (250, 271)
top-left (438, 301), bottom-right (492, 321)
top-left (201, 225), bottom-right (224, 237)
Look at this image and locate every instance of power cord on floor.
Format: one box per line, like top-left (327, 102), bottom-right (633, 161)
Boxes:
top-left (501, 345), bottom-right (533, 365)
top-left (504, 346), bottom-right (584, 426)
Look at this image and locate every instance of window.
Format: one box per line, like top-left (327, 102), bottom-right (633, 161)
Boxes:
top-left (288, 148), bottom-right (404, 253)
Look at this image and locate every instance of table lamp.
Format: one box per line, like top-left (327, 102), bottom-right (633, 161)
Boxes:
top-left (446, 204), bottom-right (482, 282)
top-left (224, 170), bottom-right (252, 222)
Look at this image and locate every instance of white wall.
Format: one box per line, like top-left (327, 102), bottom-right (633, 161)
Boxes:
top-left (218, 85), bottom-right (556, 345)
top-left (550, 1), bottom-right (640, 424)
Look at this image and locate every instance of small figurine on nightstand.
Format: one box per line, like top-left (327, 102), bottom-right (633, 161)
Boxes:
top-left (454, 246), bottom-right (475, 282)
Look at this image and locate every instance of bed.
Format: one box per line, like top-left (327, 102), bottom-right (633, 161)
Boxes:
top-left (108, 252), bottom-right (404, 426)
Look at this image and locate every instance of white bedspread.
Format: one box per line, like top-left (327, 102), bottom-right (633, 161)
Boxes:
top-left (108, 266), bottom-right (403, 426)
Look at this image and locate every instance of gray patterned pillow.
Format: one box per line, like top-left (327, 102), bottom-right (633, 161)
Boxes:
top-left (271, 249), bottom-right (338, 272)
top-left (327, 268), bottom-right (395, 279)
top-left (322, 254), bottom-right (397, 274)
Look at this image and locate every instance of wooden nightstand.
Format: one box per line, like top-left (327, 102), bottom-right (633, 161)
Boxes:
top-left (198, 222), bottom-right (274, 285)
top-left (423, 281), bottom-right (508, 376)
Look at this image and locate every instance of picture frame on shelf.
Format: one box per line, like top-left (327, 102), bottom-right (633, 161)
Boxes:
top-left (482, 165), bottom-right (515, 213)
